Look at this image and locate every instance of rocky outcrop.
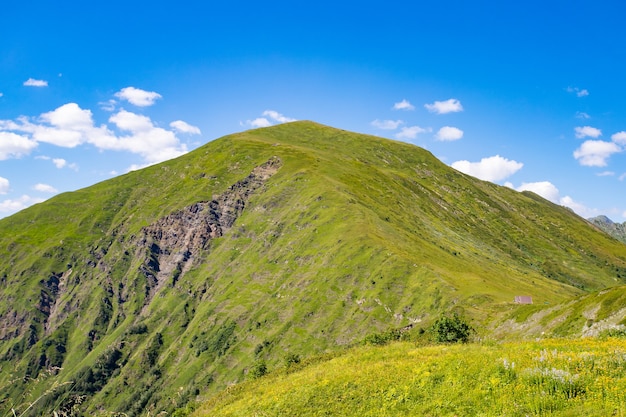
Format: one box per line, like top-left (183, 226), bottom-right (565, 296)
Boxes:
top-left (589, 215), bottom-right (626, 244)
top-left (138, 157), bottom-right (281, 298)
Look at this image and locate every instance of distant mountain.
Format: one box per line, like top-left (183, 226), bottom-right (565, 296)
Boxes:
top-left (589, 215), bottom-right (626, 244)
top-left (1, 121), bottom-right (625, 416)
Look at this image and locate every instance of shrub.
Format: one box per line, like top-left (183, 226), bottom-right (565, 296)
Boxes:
top-left (249, 360), bottom-right (268, 379)
top-left (431, 313), bottom-right (473, 344)
top-left (284, 353), bottom-right (301, 369)
top-left (363, 328), bottom-right (402, 346)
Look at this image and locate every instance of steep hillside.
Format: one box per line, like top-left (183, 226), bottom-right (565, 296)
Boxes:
top-left (0, 121), bottom-right (625, 415)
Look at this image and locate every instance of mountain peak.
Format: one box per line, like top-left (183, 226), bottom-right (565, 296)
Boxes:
top-left (1, 123), bottom-right (626, 415)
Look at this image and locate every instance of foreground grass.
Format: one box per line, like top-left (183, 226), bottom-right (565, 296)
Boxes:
top-left (195, 338), bottom-right (626, 416)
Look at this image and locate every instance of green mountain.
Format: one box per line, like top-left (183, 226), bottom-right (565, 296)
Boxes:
top-left (589, 215), bottom-right (626, 244)
top-left (1, 121), bottom-right (625, 416)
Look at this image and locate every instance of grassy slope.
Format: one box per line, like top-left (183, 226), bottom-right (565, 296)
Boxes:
top-left (195, 338), bottom-right (626, 417)
top-left (0, 121), bottom-right (625, 415)
top-left (494, 284), bottom-right (626, 339)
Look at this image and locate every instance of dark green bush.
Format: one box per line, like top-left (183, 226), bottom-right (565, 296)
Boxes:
top-left (249, 360), bottom-right (268, 379)
top-left (363, 328), bottom-right (402, 346)
top-left (431, 313), bottom-right (473, 344)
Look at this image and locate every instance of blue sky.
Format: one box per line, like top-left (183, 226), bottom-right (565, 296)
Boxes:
top-left (1, 0), bottom-right (626, 221)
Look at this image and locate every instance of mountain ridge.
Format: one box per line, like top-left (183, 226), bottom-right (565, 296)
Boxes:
top-left (588, 215), bottom-right (626, 244)
top-left (1, 121), bottom-right (625, 415)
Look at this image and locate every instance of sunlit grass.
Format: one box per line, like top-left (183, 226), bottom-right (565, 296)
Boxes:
top-left (196, 337), bottom-right (626, 416)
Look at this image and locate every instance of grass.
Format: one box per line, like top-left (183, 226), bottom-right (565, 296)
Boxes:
top-left (195, 337), bottom-right (626, 416)
top-left (1, 121), bottom-right (626, 415)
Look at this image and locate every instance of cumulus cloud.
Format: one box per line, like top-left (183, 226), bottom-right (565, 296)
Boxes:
top-left (24, 78), bottom-right (48, 87)
top-left (574, 126), bottom-right (602, 139)
top-left (396, 126), bottom-right (429, 140)
top-left (0, 195), bottom-right (45, 214)
top-left (516, 181), bottom-right (561, 203)
top-left (451, 155), bottom-right (523, 182)
top-left (573, 140), bottom-right (621, 167)
top-left (243, 110), bottom-right (296, 128)
top-left (393, 99), bottom-right (415, 111)
top-left (372, 119), bottom-right (404, 130)
top-left (0, 177), bottom-right (9, 194)
top-left (559, 195), bottom-right (598, 218)
top-left (106, 110), bottom-right (187, 163)
top-left (36, 156), bottom-right (77, 170)
top-left (114, 87), bottom-right (162, 107)
top-left (246, 118), bottom-right (272, 128)
top-left (611, 131), bottom-right (626, 145)
top-left (424, 98), bottom-right (463, 114)
top-left (53, 158), bottom-right (67, 169)
top-left (0, 131), bottom-right (38, 159)
top-left (262, 110), bottom-right (296, 124)
top-left (513, 181), bottom-right (597, 218)
top-left (170, 120), bottom-right (201, 135)
top-left (435, 126), bottom-right (464, 141)
top-left (576, 111), bottom-right (591, 119)
top-left (33, 183), bottom-right (58, 193)
top-left (1, 102), bottom-right (188, 165)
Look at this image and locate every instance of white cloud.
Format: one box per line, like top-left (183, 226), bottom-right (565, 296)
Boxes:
top-left (0, 131), bottom-right (38, 159)
top-left (2, 103), bottom-right (187, 165)
top-left (36, 156), bottom-right (77, 170)
top-left (396, 126), bottom-right (428, 140)
top-left (516, 181), bottom-right (561, 203)
top-left (596, 171), bottom-right (615, 177)
top-left (170, 120), bottom-right (201, 135)
top-left (514, 180), bottom-right (597, 218)
top-left (451, 155), bottom-right (523, 182)
top-left (247, 117), bottom-right (272, 128)
top-left (262, 110), bottom-right (296, 124)
top-left (99, 99), bottom-right (117, 112)
top-left (0, 93), bottom-right (3, 98)
top-left (573, 140), bottom-right (621, 167)
top-left (52, 158), bottom-right (67, 169)
top-left (41, 102), bottom-right (94, 131)
top-left (244, 110), bottom-right (296, 128)
top-left (33, 183), bottom-right (58, 193)
top-left (620, 173), bottom-right (626, 181)
top-left (24, 78), bottom-right (48, 87)
top-left (114, 87), bottom-right (162, 107)
top-left (106, 110), bottom-right (187, 163)
top-left (576, 111), bottom-right (591, 119)
top-left (574, 126), bottom-right (602, 139)
top-left (611, 131), bottom-right (626, 145)
top-left (110, 110), bottom-right (153, 132)
top-left (559, 195), bottom-right (598, 218)
top-left (393, 99), bottom-right (415, 111)
top-left (0, 195), bottom-right (45, 214)
top-left (424, 98), bottom-right (463, 114)
top-left (566, 86), bottom-right (589, 97)
top-left (0, 177), bottom-right (9, 194)
top-left (435, 126), bottom-right (464, 141)
top-left (372, 119), bottom-right (403, 130)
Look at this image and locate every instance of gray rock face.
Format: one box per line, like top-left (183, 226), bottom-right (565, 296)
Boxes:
top-left (588, 215), bottom-right (626, 244)
top-left (138, 157), bottom-right (282, 298)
